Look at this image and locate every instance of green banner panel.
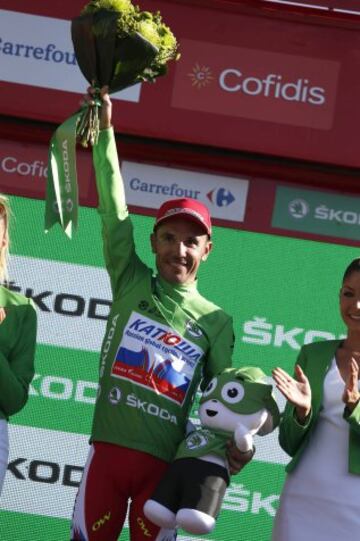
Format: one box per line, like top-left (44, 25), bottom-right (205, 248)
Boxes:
top-left (1, 195), bottom-right (358, 541)
top-left (272, 185), bottom-right (360, 241)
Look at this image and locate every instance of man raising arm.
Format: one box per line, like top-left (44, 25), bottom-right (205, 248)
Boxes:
top-left (71, 88), bottom-right (253, 541)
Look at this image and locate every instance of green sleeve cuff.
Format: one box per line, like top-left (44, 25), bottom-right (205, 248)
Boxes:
top-left (343, 401), bottom-right (360, 428)
top-left (292, 407), bottom-right (312, 429)
top-left (98, 126), bottom-right (114, 141)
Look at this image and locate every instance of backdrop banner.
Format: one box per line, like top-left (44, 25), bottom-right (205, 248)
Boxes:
top-left (2, 3), bottom-right (360, 167)
top-left (0, 194), bottom-right (356, 541)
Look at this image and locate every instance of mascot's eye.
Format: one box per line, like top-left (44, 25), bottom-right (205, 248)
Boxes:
top-left (221, 382), bottom-right (244, 404)
top-left (202, 377), bottom-right (218, 397)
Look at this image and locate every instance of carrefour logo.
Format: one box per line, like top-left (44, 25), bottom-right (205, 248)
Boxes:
top-left (122, 161), bottom-right (248, 224)
top-left (288, 199), bottom-right (309, 219)
top-left (1, 10), bottom-right (141, 102)
top-left (207, 188), bottom-right (235, 207)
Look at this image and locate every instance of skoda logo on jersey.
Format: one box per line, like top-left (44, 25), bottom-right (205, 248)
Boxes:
top-left (186, 320), bottom-right (203, 339)
top-left (288, 199), bottom-right (309, 219)
top-left (108, 387), bottom-right (122, 405)
top-left (207, 187), bottom-right (235, 207)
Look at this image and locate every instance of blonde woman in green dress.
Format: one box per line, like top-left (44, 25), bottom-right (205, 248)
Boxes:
top-left (0, 196), bottom-right (37, 495)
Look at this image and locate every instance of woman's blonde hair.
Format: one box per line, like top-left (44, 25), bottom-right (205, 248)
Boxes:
top-left (0, 195), bottom-right (10, 283)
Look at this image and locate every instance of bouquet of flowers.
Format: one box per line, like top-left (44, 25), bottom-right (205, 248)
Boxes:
top-left (45, 0), bottom-right (179, 237)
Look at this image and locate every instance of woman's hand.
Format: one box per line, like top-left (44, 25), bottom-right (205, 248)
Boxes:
top-left (343, 357), bottom-right (360, 413)
top-left (0, 308), bottom-right (5, 324)
top-left (272, 365), bottom-right (312, 423)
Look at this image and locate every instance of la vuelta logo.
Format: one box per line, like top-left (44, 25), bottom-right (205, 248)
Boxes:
top-left (172, 39), bottom-right (340, 129)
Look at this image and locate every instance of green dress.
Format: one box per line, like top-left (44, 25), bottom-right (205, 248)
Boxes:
top-left (0, 285), bottom-right (37, 420)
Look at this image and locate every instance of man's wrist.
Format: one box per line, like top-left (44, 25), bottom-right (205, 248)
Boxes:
top-left (236, 446), bottom-right (255, 456)
top-left (99, 123), bottom-right (112, 131)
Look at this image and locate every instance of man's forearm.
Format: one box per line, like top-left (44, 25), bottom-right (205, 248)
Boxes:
top-left (93, 128), bottom-right (128, 219)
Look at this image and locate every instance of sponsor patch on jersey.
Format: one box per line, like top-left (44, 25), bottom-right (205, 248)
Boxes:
top-left (186, 429), bottom-right (213, 450)
top-left (111, 312), bottom-right (205, 405)
top-left (185, 319), bottom-right (203, 338)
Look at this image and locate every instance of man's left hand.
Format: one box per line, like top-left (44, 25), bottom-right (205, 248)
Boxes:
top-left (226, 439), bottom-right (255, 475)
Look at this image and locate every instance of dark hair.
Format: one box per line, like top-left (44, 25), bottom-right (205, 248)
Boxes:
top-left (342, 258), bottom-right (360, 283)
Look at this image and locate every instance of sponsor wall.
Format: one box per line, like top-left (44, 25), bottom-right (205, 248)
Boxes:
top-left (0, 194), bottom-right (358, 541)
top-left (1, 136), bottom-right (359, 247)
top-left (1, 2), bottom-right (359, 539)
top-left (2, 2), bottom-right (360, 167)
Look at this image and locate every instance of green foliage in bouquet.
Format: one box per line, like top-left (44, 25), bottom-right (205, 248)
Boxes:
top-left (72, 0), bottom-right (179, 146)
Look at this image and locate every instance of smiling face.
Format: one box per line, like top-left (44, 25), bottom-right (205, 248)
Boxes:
top-left (340, 270), bottom-right (360, 332)
top-left (150, 217), bottom-right (212, 285)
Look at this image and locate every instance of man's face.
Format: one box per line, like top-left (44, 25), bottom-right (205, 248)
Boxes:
top-left (151, 217), bottom-right (212, 285)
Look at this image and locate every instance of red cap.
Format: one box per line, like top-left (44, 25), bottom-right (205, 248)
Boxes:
top-left (155, 198), bottom-right (212, 236)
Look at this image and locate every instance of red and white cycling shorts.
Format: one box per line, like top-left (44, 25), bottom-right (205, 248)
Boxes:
top-left (70, 442), bottom-right (176, 541)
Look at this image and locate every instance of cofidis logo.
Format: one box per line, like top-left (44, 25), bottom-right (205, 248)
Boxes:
top-left (172, 40), bottom-right (340, 129)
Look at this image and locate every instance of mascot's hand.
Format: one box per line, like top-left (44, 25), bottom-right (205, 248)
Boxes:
top-left (234, 409), bottom-right (270, 451)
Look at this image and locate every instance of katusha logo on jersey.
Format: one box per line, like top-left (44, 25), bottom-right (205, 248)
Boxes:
top-left (207, 187), bottom-right (235, 208)
top-left (111, 313), bottom-right (205, 406)
top-left (172, 40), bottom-right (339, 129)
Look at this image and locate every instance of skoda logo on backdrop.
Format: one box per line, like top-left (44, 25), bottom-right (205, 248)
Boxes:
top-left (288, 199), bottom-right (309, 219)
top-left (207, 188), bottom-right (235, 207)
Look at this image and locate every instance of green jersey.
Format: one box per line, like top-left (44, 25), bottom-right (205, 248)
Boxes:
top-left (91, 129), bottom-right (234, 462)
top-left (0, 286), bottom-right (37, 420)
top-left (175, 428), bottom-right (230, 463)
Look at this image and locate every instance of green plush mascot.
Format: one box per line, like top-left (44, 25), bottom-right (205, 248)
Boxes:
top-left (144, 367), bottom-right (280, 535)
